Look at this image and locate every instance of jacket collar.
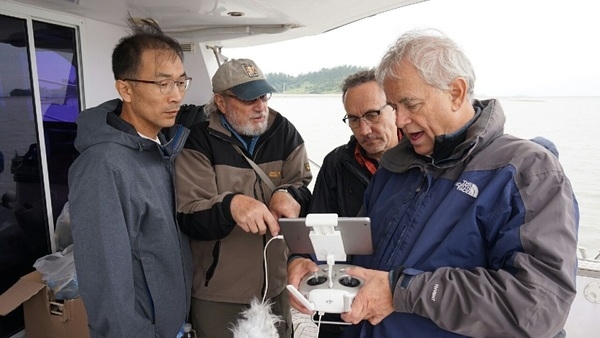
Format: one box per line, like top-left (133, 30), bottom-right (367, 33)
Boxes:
top-left (104, 100), bottom-right (189, 157)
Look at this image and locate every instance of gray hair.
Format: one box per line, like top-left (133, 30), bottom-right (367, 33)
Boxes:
top-left (341, 69), bottom-right (376, 102)
top-left (203, 96), bottom-right (219, 117)
top-left (376, 29), bottom-right (476, 101)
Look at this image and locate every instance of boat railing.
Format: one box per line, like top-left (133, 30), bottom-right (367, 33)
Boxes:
top-left (577, 247), bottom-right (600, 279)
top-left (578, 247), bottom-right (600, 261)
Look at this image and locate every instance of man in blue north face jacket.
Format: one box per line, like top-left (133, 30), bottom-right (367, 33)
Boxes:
top-left (337, 29), bottom-right (578, 338)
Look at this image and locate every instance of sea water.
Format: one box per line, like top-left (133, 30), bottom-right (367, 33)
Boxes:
top-left (269, 95), bottom-right (600, 251)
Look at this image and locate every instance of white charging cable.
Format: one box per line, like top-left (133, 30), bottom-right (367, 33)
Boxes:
top-left (262, 235), bottom-right (284, 303)
top-left (315, 311), bottom-right (324, 337)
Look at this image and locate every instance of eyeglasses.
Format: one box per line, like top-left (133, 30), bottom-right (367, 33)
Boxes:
top-left (222, 92), bottom-right (272, 105)
top-left (342, 104), bottom-right (389, 128)
top-left (122, 77), bottom-right (192, 94)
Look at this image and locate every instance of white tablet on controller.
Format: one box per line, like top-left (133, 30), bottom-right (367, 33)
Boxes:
top-left (278, 216), bottom-right (373, 255)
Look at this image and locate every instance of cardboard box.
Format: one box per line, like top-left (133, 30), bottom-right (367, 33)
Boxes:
top-left (0, 271), bottom-right (89, 338)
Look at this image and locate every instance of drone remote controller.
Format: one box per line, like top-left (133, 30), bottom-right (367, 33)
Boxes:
top-left (287, 264), bottom-right (364, 314)
top-left (284, 214), bottom-right (371, 317)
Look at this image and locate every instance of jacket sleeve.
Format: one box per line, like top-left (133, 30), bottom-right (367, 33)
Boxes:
top-left (308, 150), bottom-right (339, 214)
top-left (175, 147), bottom-right (237, 240)
top-left (277, 142), bottom-right (312, 216)
top-left (69, 159), bottom-right (156, 337)
top-left (393, 157), bottom-right (578, 337)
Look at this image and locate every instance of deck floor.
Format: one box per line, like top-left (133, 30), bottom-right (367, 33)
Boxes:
top-left (292, 308), bottom-right (319, 337)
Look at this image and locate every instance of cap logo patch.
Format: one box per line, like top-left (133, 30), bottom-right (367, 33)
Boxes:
top-left (242, 63), bottom-right (259, 78)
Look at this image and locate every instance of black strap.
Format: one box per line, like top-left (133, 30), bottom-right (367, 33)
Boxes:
top-left (231, 144), bottom-right (277, 192)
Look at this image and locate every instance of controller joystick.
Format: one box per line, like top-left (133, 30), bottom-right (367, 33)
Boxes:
top-left (339, 276), bottom-right (360, 287)
top-left (307, 274), bottom-right (327, 286)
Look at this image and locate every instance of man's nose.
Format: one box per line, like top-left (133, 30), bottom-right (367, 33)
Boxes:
top-left (356, 118), bottom-right (372, 134)
top-left (395, 108), bottom-right (410, 129)
top-left (169, 85), bottom-right (184, 102)
top-left (252, 98), bottom-right (267, 111)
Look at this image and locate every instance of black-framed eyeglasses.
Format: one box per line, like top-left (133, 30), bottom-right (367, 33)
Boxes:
top-left (222, 92), bottom-right (272, 105)
top-left (342, 104), bottom-right (389, 128)
top-left (122, 77), bottom-right (192, 94)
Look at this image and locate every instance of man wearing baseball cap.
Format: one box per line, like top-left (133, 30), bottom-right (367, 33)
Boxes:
top-left (175, 58), bottom-right (312, 338)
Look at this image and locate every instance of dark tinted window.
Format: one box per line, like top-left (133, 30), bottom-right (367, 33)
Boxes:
top-left (33, 20), bottom-right (79, 216)
top-left (0, 14), bottom-right (81, 338)
top-left (0, 14), bottom-right (40, 337)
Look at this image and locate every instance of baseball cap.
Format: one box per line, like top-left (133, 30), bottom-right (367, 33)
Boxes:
top-left (212, 58), bottom-right (276, 100)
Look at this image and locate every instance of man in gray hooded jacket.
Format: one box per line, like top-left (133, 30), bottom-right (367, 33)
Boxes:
top-left (68, 19), bottom-right (193, 337)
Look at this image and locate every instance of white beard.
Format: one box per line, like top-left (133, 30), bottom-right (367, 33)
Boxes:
top-left (230, 298), bottom-right (282, 338)
top-left (226, 111), bottom-right (269, 136)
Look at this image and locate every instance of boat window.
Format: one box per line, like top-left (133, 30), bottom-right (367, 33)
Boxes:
top-left (0, 13), bottom-right (81, 337)
top-left (0, 14), bottom-right (36, 336)
top-left (33, 20), bottom-right (80, 227)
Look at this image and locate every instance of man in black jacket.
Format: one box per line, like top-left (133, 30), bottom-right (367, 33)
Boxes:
top-left (288, 69), bottom-right (399, 337)
top-left (309, 69), bottom-right (400, 217)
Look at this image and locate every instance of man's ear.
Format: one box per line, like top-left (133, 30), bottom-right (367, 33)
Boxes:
top-left (115, 80), bottom-right (133, 103)
top-left (449, 77), bottom-right (468, 111)
top-left (214, 93), bottom-right (226, 112)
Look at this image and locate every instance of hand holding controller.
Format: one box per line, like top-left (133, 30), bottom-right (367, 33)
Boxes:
top-left (287, 264), bottom-right (364, 314)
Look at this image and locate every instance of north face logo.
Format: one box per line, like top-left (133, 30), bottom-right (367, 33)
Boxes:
top-left (455, 180), bottom-right (479, 198)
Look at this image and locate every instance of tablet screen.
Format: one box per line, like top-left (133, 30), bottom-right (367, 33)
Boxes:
top-left (279, 216), bottom-right (372, 255)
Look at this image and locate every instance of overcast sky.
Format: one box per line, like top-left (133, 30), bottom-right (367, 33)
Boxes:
top-left (226, 0), bottom-right (599, 97)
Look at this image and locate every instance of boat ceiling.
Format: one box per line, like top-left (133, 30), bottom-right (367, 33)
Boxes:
top-left (8, 0), bottom-right (425, 47)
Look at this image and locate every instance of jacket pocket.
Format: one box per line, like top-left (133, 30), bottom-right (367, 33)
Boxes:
top-left (204, 240), bottom-right (221, 287)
